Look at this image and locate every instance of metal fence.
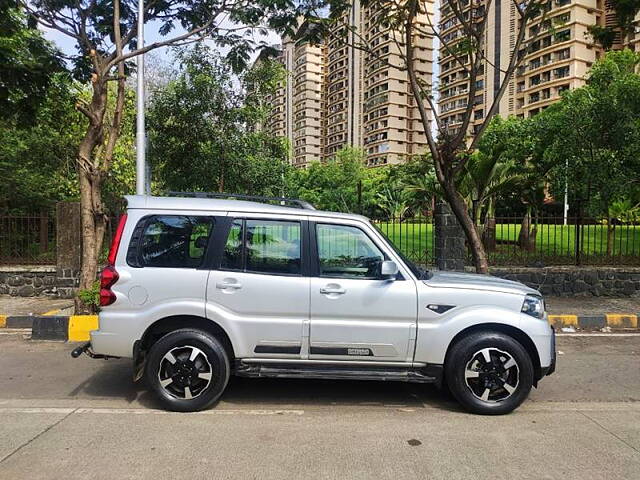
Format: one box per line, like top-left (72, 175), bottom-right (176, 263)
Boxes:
top-left (373, 216), bottom-right (436, 266)
top-left (0, 214), bottom-right (56, 265)
top-left (485, 216), bottom-right (640, 266)
top-left (1, 212), bottom-right (638, 267)
top-left (373, 215), bottom-right (640, 267)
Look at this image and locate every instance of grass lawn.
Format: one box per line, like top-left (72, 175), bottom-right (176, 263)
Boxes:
top-left (375, 221), bottom-right (640, 266)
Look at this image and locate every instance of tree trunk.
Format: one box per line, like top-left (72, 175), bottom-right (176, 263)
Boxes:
top-left (74, 78), bottom-right (109, 314)
top-left (518, 210), bottom-right (537, 252)
top-left (442, 182), bottom-right (489, 273)
top-left (482, 216), bottom-right (497, 252)
top-left (607, 221), bottom-right (615, 256)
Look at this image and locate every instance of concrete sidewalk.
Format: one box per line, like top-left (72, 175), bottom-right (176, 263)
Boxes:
top-left (0, 296), bottom-right (72, 316)
top-left (546, 296), bottom-right (639, 315)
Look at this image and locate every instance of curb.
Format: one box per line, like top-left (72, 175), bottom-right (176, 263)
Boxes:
top-left (548, 314), bottom-right (638, 330)
top-left (0, 313), bottom-right (638, 341)
top-left (0, 314), bottom-right (98, 341)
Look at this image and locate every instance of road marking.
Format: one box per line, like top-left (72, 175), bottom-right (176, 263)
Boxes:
top-left (0, 407), bottom-right (304, 416)
top-left (556, 333), bottom-right (640, 337)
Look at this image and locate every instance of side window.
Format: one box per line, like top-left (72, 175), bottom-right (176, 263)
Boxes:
top-left (134, 216), bottom-right (214, 268)
top-left (221, 219), bottom-right (302, 275)
top-left (316, 224), bottom-right (384, 279)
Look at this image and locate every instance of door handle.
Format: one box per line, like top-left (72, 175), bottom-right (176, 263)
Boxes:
top-left (216, 280), bottom-right (242, 290)
top-left (320, 286), bottom-right (346, 295)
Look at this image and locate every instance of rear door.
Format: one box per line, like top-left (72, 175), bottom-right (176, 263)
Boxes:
top-left (206, 215), bottom-right (310, 359)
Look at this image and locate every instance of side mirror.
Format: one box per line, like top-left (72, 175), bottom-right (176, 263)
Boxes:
top-left (380, 260), bottom-right (398, 280)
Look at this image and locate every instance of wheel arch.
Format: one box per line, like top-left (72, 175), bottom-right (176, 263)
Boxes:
top-left (443, 323), bottom-right (542, 385)
top-left (138, 315), bottom-right (236, 362)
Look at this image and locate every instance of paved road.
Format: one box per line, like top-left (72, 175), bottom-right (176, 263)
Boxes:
top-left (0, 333), bottom-right (638, 479)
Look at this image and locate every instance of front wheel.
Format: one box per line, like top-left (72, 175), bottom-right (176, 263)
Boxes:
top-left (145, 329), bottom-right (230, 412)
top-left (445, 331), bottom-right (533, 415)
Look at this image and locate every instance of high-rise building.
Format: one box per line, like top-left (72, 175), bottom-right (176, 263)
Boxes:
top-left (261, 2), bottom-right (435, 168)
top-left (438, 0), bottom-right (634, 133)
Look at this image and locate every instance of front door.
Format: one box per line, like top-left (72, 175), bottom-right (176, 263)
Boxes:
top-left (309, 222), bottom-right (417, 363)
top-left (206, 217), bottom-right (309, 359)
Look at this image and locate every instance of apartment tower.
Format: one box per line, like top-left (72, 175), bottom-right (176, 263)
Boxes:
top-left (439, 0), bottom-right (621, 131)
top-left (264, 2), bottom-right (435, 168)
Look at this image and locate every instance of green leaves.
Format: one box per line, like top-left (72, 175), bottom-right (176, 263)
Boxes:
top-left (0, 4), bottom-right (65, 125)
top-left (147, 46), bottom-right (289, 196)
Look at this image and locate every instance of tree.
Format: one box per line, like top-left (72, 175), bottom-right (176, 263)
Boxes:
top-left (314, 0), bottom-right (550, 272)
top-left (589, 0), bottom-right (640, 49)
top-left (23, 0), bottom-right (318, 311)
top-left (0, 2), bottom-right (64, 124)
top-left (533, 49), bottom-right (640, 255)
top-left (148, 46), bottom-right (289, 196)
top-left (0, 74), bottom-right (82, 212)
top-left (287, 147), bottom-right (370, 213)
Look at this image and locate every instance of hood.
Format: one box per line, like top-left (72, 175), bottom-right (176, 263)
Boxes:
top-left (422, 271), bottom-right (540, 296)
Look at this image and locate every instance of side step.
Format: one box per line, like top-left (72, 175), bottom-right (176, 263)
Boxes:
top-left (235, 361), bottom-right (441, 384)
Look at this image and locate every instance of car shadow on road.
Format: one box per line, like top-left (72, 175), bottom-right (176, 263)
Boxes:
top-left (69, 359), bottom-right (464, 413)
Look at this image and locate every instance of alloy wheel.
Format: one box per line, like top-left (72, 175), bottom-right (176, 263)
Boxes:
top-left (464, 347), bottom-right (519, 403)
top-left (157, 345), bottom-right (213, 400)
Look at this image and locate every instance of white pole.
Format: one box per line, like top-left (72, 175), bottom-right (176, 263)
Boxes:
top-left (135, 0), bottom-right (146, 195)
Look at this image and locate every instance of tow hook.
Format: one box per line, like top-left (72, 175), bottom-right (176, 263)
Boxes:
top-left (70, 342), bottom-right (117, 360)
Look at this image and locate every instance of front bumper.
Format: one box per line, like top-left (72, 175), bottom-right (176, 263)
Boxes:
top-left (540, 324), bottom-right (556, 377)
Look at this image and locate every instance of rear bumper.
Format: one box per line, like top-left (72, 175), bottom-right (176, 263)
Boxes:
top-left (90, 329), bottom-right (134, 358)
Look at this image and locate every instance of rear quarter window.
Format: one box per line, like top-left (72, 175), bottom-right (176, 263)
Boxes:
top-left (127, 215), bottom-right (214, 268)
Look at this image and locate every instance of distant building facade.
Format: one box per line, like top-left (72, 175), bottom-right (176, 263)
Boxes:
top-left (261, 1), bottom-right (435, 168)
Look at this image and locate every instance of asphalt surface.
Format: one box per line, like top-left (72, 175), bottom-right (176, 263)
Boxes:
top-left (0, 333), bottom-right (638, 479)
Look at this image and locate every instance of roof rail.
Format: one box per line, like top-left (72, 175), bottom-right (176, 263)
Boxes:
top-left (166, 192), bottom-right (316, 210)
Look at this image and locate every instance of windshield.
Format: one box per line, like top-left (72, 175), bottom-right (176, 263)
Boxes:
top-left (371, 223), bottom-right (431, 279)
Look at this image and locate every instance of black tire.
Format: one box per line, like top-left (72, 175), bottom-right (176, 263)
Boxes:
top-left (445, 331), bottom-right (533, 415)
top-left (145, 329), bottom-right (230, 412)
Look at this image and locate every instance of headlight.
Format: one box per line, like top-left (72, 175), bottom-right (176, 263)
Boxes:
top-left (521, 294), bottom-right (545, 319)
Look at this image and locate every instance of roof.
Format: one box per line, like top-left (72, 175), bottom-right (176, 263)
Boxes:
top-left (124, 195), bottom-right (369, 222)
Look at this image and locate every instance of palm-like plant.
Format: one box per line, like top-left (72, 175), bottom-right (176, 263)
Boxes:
top-left (376, 183), bottom-right (412, 221)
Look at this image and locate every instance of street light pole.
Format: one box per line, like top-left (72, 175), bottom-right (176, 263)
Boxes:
top-left (135, 0), bottom-right (146, 195)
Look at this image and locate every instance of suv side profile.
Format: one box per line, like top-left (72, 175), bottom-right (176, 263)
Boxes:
top-left (77, 194), bottom-right (555, 415)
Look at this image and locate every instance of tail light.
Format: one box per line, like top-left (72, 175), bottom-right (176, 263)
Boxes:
top-left (100, 214), bottom-right (127, 307)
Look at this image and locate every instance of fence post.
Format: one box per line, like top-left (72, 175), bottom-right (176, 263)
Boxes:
top-left (39, 209), bottom-right (49, 254)
top-left (56, 202), bottom-right (82, 276)
top-left (575, 208), bottom-right (582, 266)
top-left (434, 200), bottom-right (465, 271)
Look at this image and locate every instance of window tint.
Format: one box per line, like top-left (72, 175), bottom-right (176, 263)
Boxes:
top-left (221, 219), bottom-right (302, 275)
top-left (316, 224), bottom-right (384, 279)
top-left (137, 216), bottom-right (213, 268)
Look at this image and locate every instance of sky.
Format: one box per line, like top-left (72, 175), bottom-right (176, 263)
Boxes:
top-left (42, 18), bottom-right (281, 68)
top-left (42, 6), bottom-right (439, 108)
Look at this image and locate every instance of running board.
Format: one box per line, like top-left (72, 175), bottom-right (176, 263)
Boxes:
top-left (235, 361), bottom-right (442, 384)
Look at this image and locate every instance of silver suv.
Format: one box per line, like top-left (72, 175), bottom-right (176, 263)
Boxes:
top-left (76, 194), bottom-right (555, 415)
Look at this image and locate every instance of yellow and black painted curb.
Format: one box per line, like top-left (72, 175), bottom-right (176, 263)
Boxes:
top-left (0, 313), bottom-right (638, 341)
top-left (0, 314), bottom-right (98, 341)
top-left (548, 314), bottom-right (638, 329)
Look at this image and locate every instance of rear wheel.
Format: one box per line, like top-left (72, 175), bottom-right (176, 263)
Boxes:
top-left (145, 329), bottom-right (230, 412)
top-left (445, 331), bottom-right (533, 415)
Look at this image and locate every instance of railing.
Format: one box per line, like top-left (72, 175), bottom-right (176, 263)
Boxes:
top-left (2, 212), bottom-right (638, 268)
top-left (0, 214), bottom-right (56, 265)
top-left (372, 216), bottom-right (436, 267)
top-left (484, 216), bottom-right (640, 266)
top-left (372, 215), bottom-right (640, 268)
